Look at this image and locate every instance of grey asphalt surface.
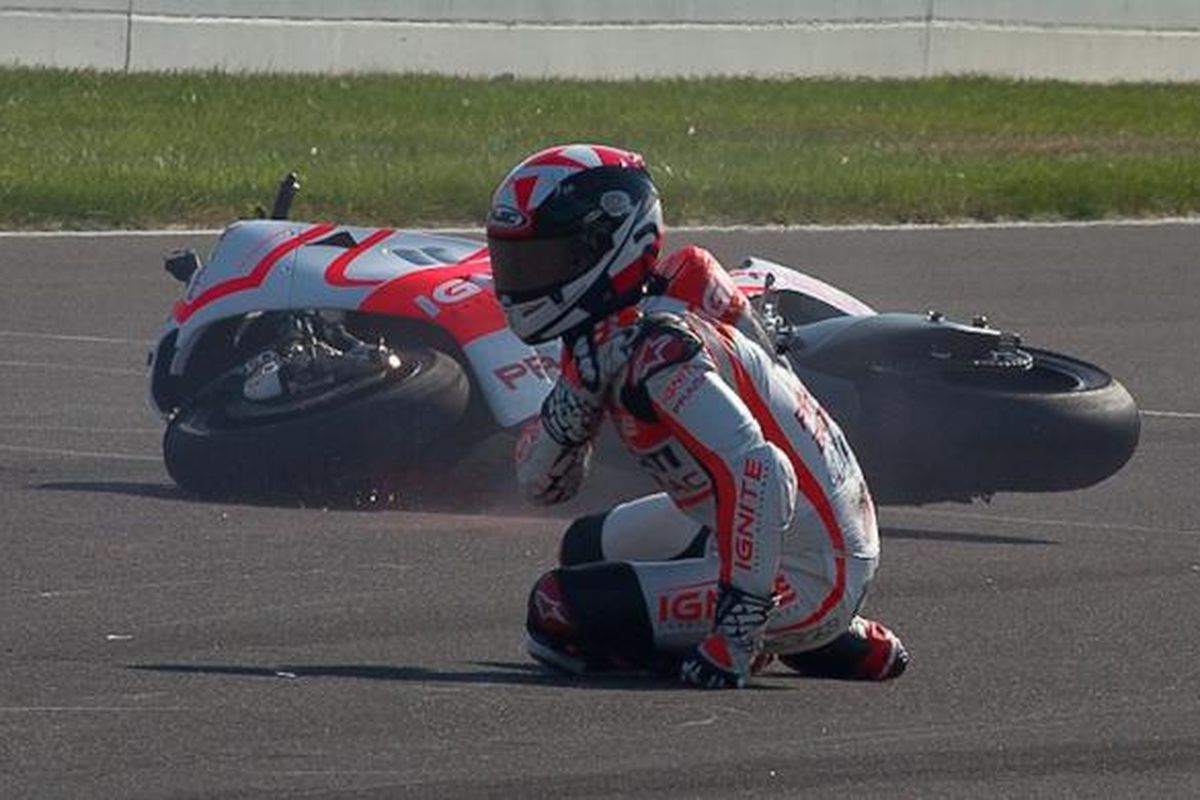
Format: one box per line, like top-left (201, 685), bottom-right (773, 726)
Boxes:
top-left (1, 223), bottom-right (1198, 798)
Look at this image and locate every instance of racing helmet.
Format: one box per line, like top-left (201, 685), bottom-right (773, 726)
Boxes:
top-left (487, 144), bottom-right (664, 344)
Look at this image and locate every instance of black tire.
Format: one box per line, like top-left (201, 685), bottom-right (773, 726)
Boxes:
top-left (164, 346), bottom-right (471, 502)
top-left (845, 348), bottom-right (1140, 505)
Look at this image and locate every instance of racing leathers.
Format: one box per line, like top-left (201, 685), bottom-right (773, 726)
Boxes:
top-left (519, 246), bottom-right (906, 687)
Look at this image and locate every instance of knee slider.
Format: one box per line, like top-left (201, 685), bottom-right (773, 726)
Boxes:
top-left (529, 563), bottom-right (658, 667)
top-left (526, 570), bottom-right (578, 643)
top-left (559, 512), bottom-right (607, 566)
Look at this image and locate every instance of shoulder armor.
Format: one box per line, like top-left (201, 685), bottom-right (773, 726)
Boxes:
top-left (626, 312), bottom-right (703, 387)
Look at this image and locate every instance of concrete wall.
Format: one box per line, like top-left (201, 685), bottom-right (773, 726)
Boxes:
top-left (3, 2), bottom-right (1200, 81)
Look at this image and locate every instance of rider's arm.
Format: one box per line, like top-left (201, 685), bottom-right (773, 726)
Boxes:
top-left (515, 355), bottom-right (604, 506)
top-left (629, 318), bottom-right (792, 597)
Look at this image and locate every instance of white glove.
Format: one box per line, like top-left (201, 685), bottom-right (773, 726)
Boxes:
top-left (515, 417), bottom-right (593, 506)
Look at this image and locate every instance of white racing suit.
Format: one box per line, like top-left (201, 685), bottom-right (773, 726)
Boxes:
top-left (519, 247), bottom-right (906, 686)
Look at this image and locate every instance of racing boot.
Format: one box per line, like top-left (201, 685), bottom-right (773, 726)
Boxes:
top-left (779, 616), bottom-right (908, 681)
top-left (680, 584), bottom-right (775, 689)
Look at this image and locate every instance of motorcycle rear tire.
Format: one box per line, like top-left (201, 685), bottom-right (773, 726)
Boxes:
top-left (163, 346), bottom-right (470, 502)
top-left (847, 348), bottom-right (1140, 505)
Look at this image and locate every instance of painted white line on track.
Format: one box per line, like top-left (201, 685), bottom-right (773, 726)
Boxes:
top-left (0, 360), bottom-right (143, 377)
top-left (2, 217), bottom-right (1200, 238)
top-left (0, 229), bottom-right (222, 238)
top-left (893, 507), bottom-right (1198, 538)
top-left (0, 710), bottom-right (190, 714)
top-left (0, 330), bottom-right (150, 346)
top-left (678, 217), bottom-right (1200, 233)
top-left (0, 444), bottom-right (158, 462)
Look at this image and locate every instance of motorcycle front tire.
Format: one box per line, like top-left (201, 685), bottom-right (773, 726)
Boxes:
top-left (163, 346), bottom-right (471, 503)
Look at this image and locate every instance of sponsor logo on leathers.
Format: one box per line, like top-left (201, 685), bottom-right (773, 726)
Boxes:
top-left (638, 443), bottom-right (710, 501)
top-left (734, 457), bottom-right (766, 573)
top-left (658, 574), bottom-right (796, 624)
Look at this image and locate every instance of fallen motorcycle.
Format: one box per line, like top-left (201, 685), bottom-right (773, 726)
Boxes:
top-left (148, 177), bottom-right (1139, 506)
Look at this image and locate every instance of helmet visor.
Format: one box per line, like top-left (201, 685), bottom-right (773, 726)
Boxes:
top-left (488, 236), bottom-right (589, 299)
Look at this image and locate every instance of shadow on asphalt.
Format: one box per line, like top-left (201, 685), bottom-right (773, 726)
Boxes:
top-left (126, 661), bottom-right (774, 691)
top-left (881, 527), bottom-right (1058, 546)
top-left (32, 479), bottom-right (525, 514)
top-left (35, 480), bottom-right (187, 501)
top-left (30, 477), bottom-right (627, 519)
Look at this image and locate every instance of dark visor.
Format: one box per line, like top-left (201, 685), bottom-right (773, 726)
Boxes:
top-left (489, 236), bottom-right (588, 297)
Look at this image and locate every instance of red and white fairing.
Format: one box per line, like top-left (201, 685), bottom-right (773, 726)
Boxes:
top-left (153, 219), bottom-right (558, 427)
top-left (732, 257), bottom-right (874, 317)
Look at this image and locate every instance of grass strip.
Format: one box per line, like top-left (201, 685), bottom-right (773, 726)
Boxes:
top-left (1, 68), bottom-right (1199, 229)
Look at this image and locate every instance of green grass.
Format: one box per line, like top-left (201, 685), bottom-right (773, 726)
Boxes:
top-left (2, 68), bottom-right (1200, 229)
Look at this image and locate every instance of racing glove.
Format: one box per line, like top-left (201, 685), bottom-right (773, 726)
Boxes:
top-left (515, 335), bottom-right (606, 505)
top-left (515, 414), bottom-right (593, 506)
top-left (680, 583), bottom-right (776, 689)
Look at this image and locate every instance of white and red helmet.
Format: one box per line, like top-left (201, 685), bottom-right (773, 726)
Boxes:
top-left (487, 144), bottom-right (664, 344)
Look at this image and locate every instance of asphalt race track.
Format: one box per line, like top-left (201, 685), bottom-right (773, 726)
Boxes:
top-left (1, 223), bottom-right (1197, 798)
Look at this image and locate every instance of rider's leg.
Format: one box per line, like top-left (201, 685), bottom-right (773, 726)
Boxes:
top-left (679, 442), bottom-right (795, 688)
top-left (525, 559), bottom-right (699, 675)
top-left (532, 481), bottom-right (907, 680)
top-left (762, 475), bottom-right (907, 681)
top-left (765, 554), bottom-right (907, 681)
top-left (530, 442), bottom-right (795, 684)
top-left (777, 615), bottom-right (908, 681)
top-left (530, 544), bottom-right (752, 674)
top-left (528, 549), bottom-right (906, 679)
top-left (559, 493), bottom-right (707, 566)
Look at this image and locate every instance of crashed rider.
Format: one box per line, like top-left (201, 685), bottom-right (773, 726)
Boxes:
top-left (487, 144), bottom-right (908, 688)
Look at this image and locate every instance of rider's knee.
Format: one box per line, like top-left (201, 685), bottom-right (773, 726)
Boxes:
top-left (742, 440), bottom-right (798, 524)
top-left (560, 508), bottom-right (708, 565)
top-left (527, 569), bottom-right (579, 643)
top-left (559, 512), bottom-right (607, 566)
top-left (763, 439), bottom-right (797, 485)
top-left (526, 563), bottom-right (658, 667)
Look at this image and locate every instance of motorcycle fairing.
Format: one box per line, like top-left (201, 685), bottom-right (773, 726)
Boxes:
top-left (156, 220), bottom-right (553, 425)
top-left (731, 257), bottom-right (876, 317)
